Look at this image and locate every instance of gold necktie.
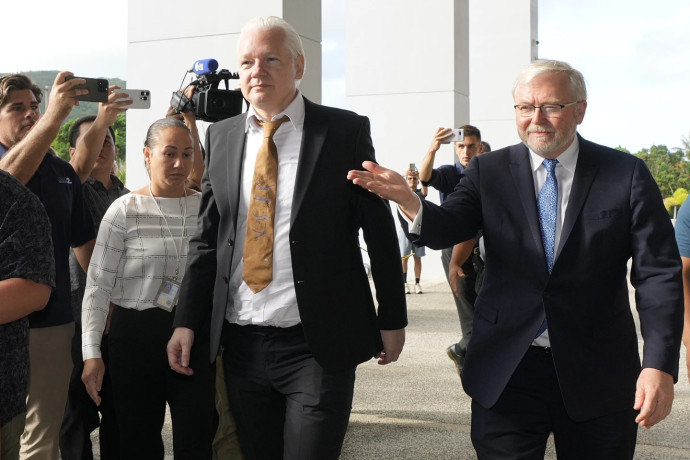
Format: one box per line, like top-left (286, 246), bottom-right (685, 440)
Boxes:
top-left (242, 116), bottom-right (288, 293)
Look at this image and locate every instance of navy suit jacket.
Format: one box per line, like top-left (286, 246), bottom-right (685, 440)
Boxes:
top-left (173, 97), bottom-right (407, 370)
top-left (414, 135), bottom-right (683, 421)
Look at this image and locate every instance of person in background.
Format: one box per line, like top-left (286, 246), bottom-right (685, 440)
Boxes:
top-left (418, 124), bottom-right (483, 377)
top-left (81, 118), bottom-right (214, 459)
top-left (398, 167), bottom-right (427, 294)
top-left (0, 72), bottom-right (95, 460)
top-left (675, 200), bottom-right (690, 383)
top-left (60, 86), bottom-right (130, 460)
top-left (480, 140), bottom-right (491, 154)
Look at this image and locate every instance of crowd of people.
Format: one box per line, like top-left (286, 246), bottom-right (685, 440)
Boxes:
top-left (0, 13), bottom-right (688, 460)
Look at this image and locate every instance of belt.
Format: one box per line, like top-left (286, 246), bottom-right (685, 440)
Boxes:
top-left (225, 322), bottom-right (303, 337)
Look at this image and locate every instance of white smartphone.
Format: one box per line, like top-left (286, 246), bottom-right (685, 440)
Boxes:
top-left (114, 89), bottom-right (151, 109)
top-left (441, 128), bottom-right (464, 144)
top-left (449, 128), bottom-right (464, 143)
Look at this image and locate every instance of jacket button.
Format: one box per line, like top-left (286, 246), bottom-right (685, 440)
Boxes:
top-left (223, 276), bottom-right (229, 284)
top-left (228, 238), bottom-right (234, 246)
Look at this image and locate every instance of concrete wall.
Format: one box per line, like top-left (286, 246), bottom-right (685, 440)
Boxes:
top-left (469, 0), bottom-right (538, 152)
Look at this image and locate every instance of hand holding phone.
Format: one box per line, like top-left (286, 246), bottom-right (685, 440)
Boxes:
top-left (440, 128), bottom-right (464, 144)
top-left (113, 89), bottom-right (151, 109)
top-left (65, 76), bottom-right (109, 102)
top-left (449, 128), bottom-right (464, 143)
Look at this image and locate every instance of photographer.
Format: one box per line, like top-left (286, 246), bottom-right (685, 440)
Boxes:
top-left (418, 124), bottom-right (483, 378)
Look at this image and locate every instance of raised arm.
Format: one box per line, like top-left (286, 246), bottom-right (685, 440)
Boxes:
top-left (70, 86), bottom-right (129, 183)
top-left (165, 85), bottom-right (204, 191)
top-left (419, 127), bottom-right (453, 182)
top-left (0, 72), bottom-right (86, 184)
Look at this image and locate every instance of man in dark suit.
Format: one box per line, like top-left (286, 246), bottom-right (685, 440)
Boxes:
top-left (167, 16), bottom-right (407, 460)
top-left (349, 60), bottom-right (683, 459)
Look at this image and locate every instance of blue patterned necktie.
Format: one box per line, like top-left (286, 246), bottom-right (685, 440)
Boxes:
top-left (535, 158), bottom-right (558, 337)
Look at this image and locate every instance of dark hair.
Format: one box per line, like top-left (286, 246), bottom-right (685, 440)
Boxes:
top-left (0, 74), bottom-right (42, 108)
top-left (481, 141), bottom-right (492, 153)
top-left (144, 118), bottom-right (191, 148)
top-left (68, 115), bottom-right (116, 148)
top-left (459, 124), bottom-right (481, 141)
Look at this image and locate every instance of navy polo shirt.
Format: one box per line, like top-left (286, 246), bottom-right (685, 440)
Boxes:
top-left (0, 145), bottom-right (95, 327)
top-left (421, 162), bottom-right (464, 203)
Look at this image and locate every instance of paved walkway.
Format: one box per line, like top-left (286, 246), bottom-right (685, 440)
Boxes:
top-left (340, 279), bottom-right (690, 459)
top-left (91, 279), bottom-right (690, 459)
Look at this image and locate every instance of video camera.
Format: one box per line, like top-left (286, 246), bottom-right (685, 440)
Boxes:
top-left (170, 59), bottom-right (246, 122)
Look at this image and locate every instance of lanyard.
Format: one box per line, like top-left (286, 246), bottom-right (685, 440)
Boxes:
top-left (148, 183), bottom-right (188, 280)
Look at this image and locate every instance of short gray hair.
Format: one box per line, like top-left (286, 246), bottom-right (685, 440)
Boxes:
top-left (512, 59), bottom-right (587, 102)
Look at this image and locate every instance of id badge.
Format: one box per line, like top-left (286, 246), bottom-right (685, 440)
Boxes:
top-left (154, 278), bottom-right (181, 312)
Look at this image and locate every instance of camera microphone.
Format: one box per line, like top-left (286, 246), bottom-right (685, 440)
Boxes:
top-left (191, 59), bottom-right (219, 76)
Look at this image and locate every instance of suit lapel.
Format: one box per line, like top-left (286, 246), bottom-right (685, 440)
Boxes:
top-left (509, 145), bottom-right (545, 261)
top-left (291, 98), bottom-right (327, 226)
top-left (225, 114), bottom-right (247, 218)
top-left (557, 136), bottom-right (599, 255)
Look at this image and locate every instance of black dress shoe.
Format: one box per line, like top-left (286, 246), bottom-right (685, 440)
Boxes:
top-left (446, 345), bottom-right (465, 378)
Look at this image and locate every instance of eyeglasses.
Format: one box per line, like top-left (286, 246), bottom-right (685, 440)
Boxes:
top-left (514, 101), bottom-right (582, 118)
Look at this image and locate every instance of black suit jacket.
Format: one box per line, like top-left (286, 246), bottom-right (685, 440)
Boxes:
top-left (414, 135), bottom-right (683, 421)
top-left (173, 97), bottom-right (407, 370)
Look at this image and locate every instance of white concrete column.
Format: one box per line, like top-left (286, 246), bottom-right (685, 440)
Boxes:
top-left (345, 0), bottom-right (469, 180)
top-left (469, 0), bottom-right (538, 151)
top-left (125, 0), bottom-right (321, 190)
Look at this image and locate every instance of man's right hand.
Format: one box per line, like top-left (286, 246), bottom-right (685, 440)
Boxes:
top-left (429, 127), bottom-right (454, 151)
top-left (419, 127), bottom-right (454, 182)
top-left (44, 72), bottom-right (88, 124)
top-left (167, 327), bottom-right (196, 376)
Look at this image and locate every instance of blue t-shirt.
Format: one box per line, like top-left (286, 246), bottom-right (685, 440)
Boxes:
top-left (675, 200), bottom-right (690, 257)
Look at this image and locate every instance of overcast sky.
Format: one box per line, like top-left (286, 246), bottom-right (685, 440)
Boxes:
top-left (3, 0), bottom-right (689, 153)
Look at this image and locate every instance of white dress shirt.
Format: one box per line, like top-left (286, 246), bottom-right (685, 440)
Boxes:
top-left (404, 137), bottom-right (580, 346)
top-left (226, 91), bottom-right (305, 326)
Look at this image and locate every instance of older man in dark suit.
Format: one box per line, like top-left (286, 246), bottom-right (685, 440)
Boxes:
top-left (349, 60), bottom-right (682, 459)
top-left (167, 16), bottom-right (406, 460)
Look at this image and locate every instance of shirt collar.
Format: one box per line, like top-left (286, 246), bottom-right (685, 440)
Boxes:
top-left (528, 135), bottom-right (579, 175)
top-left (244, 90), bottom-right (305, 133)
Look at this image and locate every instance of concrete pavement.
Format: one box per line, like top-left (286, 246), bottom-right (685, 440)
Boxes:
top-left (340, 279), bottom-right (690, 459)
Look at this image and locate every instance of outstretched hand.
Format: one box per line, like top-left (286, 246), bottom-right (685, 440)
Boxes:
top-left (347, 161), bottom-right (421, 219)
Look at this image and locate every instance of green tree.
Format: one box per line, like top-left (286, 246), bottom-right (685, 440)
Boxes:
top-left (634, 144), bottom-right (690, 196)
top-left (52, 119), bottom-right (76, 161)
top-left (50, 113), bottom-right (127, 177)
top-left (663, 188), bottom-right (688, 219)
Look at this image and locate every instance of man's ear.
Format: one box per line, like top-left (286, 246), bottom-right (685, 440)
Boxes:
top-left (68, 147), bottom-right (76, 158)
top-left (295, 54), bottom-right (305, 80)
